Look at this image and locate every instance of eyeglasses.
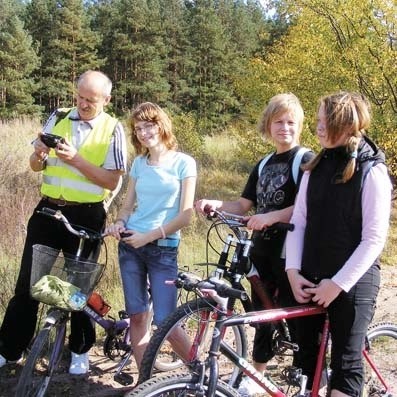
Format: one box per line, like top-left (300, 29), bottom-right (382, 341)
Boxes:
top-left (134, 122), bottom-right (158, 135)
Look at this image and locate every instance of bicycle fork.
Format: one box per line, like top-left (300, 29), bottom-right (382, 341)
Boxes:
top-left (44, 309), bottom-right (68, 375)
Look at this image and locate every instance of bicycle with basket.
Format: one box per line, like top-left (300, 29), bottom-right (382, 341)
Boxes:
top-left (14, 207), bottom-right (177, 397)
top-left (134, 209), bottom-right (397, 396)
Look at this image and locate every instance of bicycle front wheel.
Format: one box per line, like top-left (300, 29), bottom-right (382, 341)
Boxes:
top-left (364, 322), bottom-right (397, 396)
top-left (126, 373), bottom-right (239, 396)
top-left (139, 297), bottom-right (247, 386)
top-left (15, 320), bottom-right (65, 397)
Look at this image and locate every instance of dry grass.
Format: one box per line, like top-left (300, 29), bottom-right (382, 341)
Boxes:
top-left (0, 118), bottom-right (42, 313)
top-left (0, 120), bottom-right (396, 322)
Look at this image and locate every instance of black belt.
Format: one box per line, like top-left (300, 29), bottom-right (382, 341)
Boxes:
top-left (42, 196), bottom-right (101, 207)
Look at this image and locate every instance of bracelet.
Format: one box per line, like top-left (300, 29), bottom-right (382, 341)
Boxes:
top-left (115, 218), bottom-right (126, 227)
top-left (159, 225), bottom-right (166, 239)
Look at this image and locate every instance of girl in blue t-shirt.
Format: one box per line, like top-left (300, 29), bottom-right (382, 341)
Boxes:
top-left (106, 102), bottom-right (197, 369)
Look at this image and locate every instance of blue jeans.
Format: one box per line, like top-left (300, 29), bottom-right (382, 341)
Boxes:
top-left (118, 242), bottom-right (178, 326)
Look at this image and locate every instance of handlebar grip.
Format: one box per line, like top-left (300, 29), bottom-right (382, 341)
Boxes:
top-left (174, 273), bottom-right (248, 301)
top-left (215, 284), bottom-right (248, 300)
top-left (204, 204), bottom-right (217, 220)
top-left (271, 222), bottom-right (295, 232)
top-left (174, 272), bottom-right (202, 290)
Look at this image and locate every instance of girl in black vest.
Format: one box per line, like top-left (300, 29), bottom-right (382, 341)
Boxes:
top-left (286, 92), bottom-right (392, 396)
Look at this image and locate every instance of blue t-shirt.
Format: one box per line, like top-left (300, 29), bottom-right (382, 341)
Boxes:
top-left (126, 152), bottom-right (197, 239)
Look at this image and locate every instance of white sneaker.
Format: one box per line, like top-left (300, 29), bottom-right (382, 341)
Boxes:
top-left (69, 352), bottom-right (89, 375)
top-left (237, 376), bottom-right (266, 396)
top-left (0, 353), bottom-right (23, 368)
top-left (0, 354), bottom-right (6, 368)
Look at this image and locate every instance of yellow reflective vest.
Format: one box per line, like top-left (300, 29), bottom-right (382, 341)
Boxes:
top-left (41, 108), bottom-right (118, 203)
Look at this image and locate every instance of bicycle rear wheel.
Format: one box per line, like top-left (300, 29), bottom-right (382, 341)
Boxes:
top-left (126, 373), bottom-right (239, 396)
top-left (364, 322), bottom-right (397, 397)
top-left (139, 297), bottom-right (247, 386)
top-left (15, 320), bottom-right (66, 397)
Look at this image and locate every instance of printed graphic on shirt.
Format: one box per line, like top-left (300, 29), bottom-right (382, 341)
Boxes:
top-left (256, 162), bottom-right (290, 213)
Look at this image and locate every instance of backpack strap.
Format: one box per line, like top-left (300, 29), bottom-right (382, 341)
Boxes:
top-left (258, 148), bottom-right (310, 185)
top-left (258, 153), bottom-right (274, 178)
top-left (292, 147), bottom-right (310, 184)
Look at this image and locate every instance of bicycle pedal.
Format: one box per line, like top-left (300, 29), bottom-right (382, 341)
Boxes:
top-left (114, 372), bottom-right (134, 386)
top-left (281, 341), bottom-right (299, 351)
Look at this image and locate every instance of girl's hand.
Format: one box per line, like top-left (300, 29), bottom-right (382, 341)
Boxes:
top-left (121, 230), bottom-right (150, 248)
top-left (194, 199), bottom-right (222, 215)
top-left (287, 269), bottom-right (316, 303)
top-left (305, 279), bottom-right (342, 308)
top-left (105, 223), bottom-right (126, 240)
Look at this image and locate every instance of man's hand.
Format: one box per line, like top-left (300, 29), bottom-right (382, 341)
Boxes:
top-left (245, 212), bottom-right (278, 230)
top-left (55, 139), bottom-right (78, 163)
top-left (33, 133), bottom-right (50, 159)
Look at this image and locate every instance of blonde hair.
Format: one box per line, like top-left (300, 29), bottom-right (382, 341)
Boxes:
top-left (306, 91), bottom-right (371, 183)
top-left (258, 93), bottom-right (304, 141)
top-left (129, 102), bottom-right (178, 155)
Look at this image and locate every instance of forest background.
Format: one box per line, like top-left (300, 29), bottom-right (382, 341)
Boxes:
top-left (1, 0), bottom-right (396, 319)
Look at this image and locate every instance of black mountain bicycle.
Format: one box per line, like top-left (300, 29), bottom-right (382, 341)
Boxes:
top-left (136, 210), bottom-right (397, 395)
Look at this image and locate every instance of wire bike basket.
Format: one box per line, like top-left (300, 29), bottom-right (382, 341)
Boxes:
top-left (30, 244), bottom-right (104, 311)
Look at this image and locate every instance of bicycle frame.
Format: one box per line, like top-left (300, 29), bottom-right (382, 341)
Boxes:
top-left (202, 304), bottom-right (327, 397)
top-left (83, 305), bottom-right (130, 334)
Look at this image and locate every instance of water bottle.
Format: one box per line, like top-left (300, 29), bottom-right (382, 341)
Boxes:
top-left (68, 291), bottom-right (87, 310)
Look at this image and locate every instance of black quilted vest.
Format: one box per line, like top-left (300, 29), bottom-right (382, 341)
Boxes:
top-left (301, 136), bottom-right (385, 282)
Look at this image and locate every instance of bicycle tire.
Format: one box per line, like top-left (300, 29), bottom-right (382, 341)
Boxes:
top-left (15, 321), bottom-right (65, 397)
top-left (364, 322), bottom-right (397, 397)
top-left (126, 372), bottom-right (239, 396)
top-left (139, 297), bottom-right (247, 386)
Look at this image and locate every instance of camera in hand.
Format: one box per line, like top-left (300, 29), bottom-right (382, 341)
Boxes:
top-left (40, 133), bottom-right (65, 148)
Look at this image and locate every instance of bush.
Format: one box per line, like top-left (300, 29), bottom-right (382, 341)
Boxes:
top-left (172, 112), bottom-right (205, 161)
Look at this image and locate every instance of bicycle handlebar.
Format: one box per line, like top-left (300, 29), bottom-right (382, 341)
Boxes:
top-left (204, 206), bottom-right (294, 232)
top-left (173, 272), bottom-right (248, 301)
top-left (37, 207), bottom-right (105, 241)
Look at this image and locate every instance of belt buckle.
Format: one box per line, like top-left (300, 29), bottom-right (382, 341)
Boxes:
top-left (57, 198), bottom-right (67, 206)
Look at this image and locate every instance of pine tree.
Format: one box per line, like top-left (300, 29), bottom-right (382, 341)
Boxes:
top-left (0, 0), bottom-right (40, 118)
top-left (185, 0), bottom-right (239, 131)
top-left (159, 0), bottom-right (190, 110)
top-left (26, 0), bottom-right (102, 113)
top-left (91, 0), bottom-right (170, 113)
